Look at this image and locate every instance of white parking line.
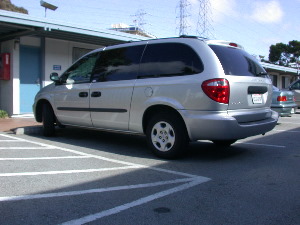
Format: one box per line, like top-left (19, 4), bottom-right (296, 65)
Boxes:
top-left (0, 147), bottom-right (54, 149)
top-left (278, 121), bottom-right (300, 125)
top-left (0, 134), bottom-right (139, 166)
top-left (61, 177), bottom-right (209, 225)
top-left (0, 156), bottom-right (91, 161)
top-left (0, 166), bottom-right (139, 177)
top-left (0, 134), bottom-right (199, 178)
top-left (274, 129), bottom-right (300, 133)
top-left (0, 133), bottom-right (211, 224)
top-left (0, 177), bottom-right (199, 202)
top-left (237, 142), bottom-right (285, 148)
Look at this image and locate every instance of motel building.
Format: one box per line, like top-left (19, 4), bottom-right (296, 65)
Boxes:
top-left (0, 10), bottom-right (298, 117)
top-left (0, 10), bottom-right (147, 116)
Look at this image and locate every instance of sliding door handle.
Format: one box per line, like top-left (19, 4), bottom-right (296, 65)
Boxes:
top-left (91, 91), bottom-right (101, 97)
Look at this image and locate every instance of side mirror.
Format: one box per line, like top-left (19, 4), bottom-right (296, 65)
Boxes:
top-left (50, 72), bottom-right (59, 82)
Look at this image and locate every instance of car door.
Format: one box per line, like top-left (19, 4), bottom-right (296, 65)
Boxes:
top-left (53, 52), bottom-right (98, 127)
top-left (89, 45), bottom-right (145, 131)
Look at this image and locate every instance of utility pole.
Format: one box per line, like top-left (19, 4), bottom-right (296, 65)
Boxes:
top-left (177, 0), bottom-right (191, 36)
top-left (196, 0), bottom-right (214, 38)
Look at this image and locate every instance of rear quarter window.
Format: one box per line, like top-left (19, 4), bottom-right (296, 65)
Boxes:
top-left (139, 43), bottom-right (203, 78)
top-left (209, 45), bottom-right (266, 76)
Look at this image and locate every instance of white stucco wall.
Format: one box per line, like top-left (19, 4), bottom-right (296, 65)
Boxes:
top-left (0, 36), bottom-right (101, 116)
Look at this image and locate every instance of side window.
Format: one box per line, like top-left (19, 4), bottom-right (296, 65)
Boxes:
top-left (93, 45), bottom-right (145, 82)
top-left (60, 52), bottom-right (98, 84)
top-left (139, 43), bottom-right (203, 78)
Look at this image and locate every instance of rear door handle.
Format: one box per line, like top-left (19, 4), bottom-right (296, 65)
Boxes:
top-left (91, 91), bottom-right (101, 97)
top-left (79, 92), bottom-right (88, 97)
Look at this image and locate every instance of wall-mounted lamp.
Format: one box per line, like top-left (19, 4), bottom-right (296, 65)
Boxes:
top-left (14, 39), bottom-right (20, 50)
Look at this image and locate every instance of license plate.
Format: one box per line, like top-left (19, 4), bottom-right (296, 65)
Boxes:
top-left (252, 94), bottom-right (263, 104)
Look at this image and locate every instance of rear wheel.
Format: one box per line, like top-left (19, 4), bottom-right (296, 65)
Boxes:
top-left (146, 113), bottom-right (188, 159)
top-left (42, 103), bottom-right (55, 137)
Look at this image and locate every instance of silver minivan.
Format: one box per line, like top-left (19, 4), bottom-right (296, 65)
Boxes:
top-left (289, 79), bottom-right (300, 107)
top-left (33, 37), bottom-right (278, 158)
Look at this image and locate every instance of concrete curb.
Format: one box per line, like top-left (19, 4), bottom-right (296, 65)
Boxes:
top-left (12, 126), bottom-right (43, 135)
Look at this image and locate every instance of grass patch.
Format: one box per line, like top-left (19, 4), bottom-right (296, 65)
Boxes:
top-left (0, 110), bottom-right (8, 119)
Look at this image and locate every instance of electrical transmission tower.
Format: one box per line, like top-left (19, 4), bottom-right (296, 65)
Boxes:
top-left (177, 0), bottom-right (191, 36)
top-left (196, 0), bottom-right (214, 38)
top-left (132, 9), bottom-right (147, 32)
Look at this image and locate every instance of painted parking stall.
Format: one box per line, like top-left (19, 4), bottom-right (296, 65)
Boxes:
top-left (0, 133), bottom-right (210, 224)
top-left (0, 114), bottom-right (299, 225)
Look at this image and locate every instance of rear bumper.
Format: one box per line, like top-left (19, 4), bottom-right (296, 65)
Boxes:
top-left (271, 103), bottom-right (298, 116)
top-left (179, 109), bottom-right (279, 141)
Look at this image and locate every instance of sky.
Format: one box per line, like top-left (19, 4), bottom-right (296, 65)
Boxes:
top-left (10, 0), bottom-right (300, 60)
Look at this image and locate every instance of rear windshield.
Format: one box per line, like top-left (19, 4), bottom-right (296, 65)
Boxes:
top-left (209, 45), bottom-right (266, 76)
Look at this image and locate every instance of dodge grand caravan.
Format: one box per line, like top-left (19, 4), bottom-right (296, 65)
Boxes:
top-left (33, 37), bottom-right (279, 158)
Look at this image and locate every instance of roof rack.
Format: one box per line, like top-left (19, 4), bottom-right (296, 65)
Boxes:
top-left (179, 35), bottom-right (209, 40)
top-left (179, 35), bottom-right (198, 39)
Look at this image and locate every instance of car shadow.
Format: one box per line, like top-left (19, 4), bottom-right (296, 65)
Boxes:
top-left (29, 126), bottom-right (250, 161)
top-left (3, 119), bottom-right (300, 224)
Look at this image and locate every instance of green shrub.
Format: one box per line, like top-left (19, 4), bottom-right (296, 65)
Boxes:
top-left (0, 110), bottom-right (8, 118)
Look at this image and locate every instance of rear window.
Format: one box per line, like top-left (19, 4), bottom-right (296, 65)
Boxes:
top-left (209, 45), bottom-right (266, 76)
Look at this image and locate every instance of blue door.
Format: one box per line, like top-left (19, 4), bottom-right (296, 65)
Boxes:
top-left (20, 46), bottom-right (41, 113)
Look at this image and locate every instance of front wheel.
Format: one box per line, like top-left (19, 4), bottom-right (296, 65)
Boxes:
top-left (42, 104), bottom-right (55, 137)
top-left (146, 113), bottom-right (188, 159)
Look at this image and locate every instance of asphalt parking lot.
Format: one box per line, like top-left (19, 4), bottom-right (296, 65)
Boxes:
top-left (0, 113), bottom-right (300, 225)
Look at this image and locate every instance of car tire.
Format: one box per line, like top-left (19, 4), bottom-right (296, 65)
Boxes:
top-left (146, 112), bottom-right (188, 159)
top-left (212, 139), bottom-right (237, 147)
top-left (42, 103), bottom-right (55, 137)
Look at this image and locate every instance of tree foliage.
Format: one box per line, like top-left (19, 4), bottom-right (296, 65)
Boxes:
top-left (269, 40), bottom-right (300, 66)
top-left (0, 0), bottom-right (28, 14)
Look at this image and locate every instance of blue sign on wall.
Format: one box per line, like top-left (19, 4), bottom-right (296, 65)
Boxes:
top-left (53, 65), bottom-right (61, 71)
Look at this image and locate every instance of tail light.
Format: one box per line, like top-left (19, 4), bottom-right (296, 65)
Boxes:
top-left (201, 78), bottom-right (230, 104)
top-left (277, 96), bottom-right (287, 102)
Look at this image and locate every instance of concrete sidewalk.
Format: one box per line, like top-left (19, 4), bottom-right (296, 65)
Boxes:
top-left (0, 115), bottom-right (42, 134)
